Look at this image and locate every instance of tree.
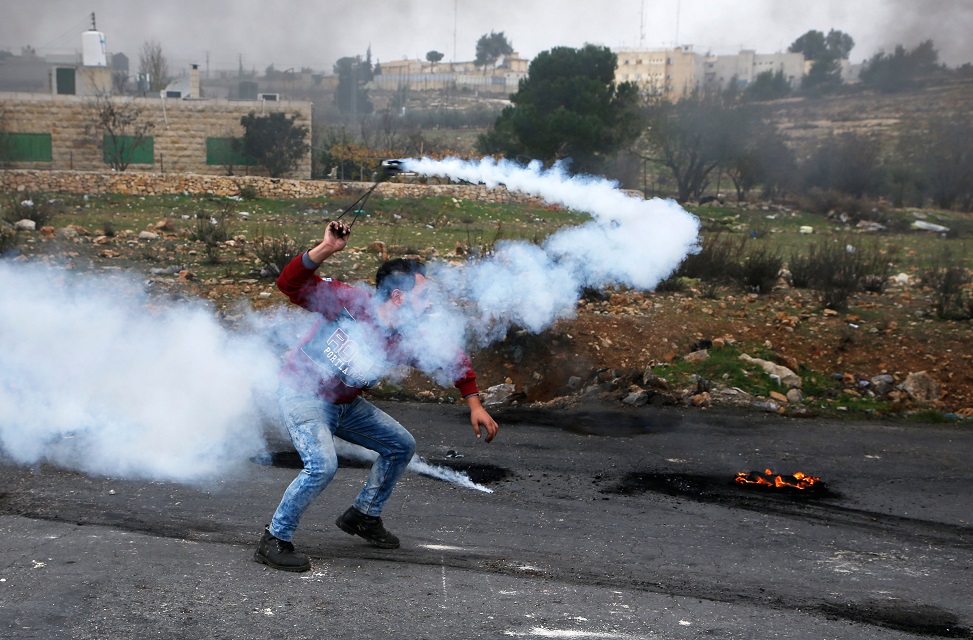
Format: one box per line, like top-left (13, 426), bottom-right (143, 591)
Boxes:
top-left (87, 92), bottom-right (154, 171)
top-left (790, 29), bottom-right (853, 95)
top-left (723, 115), bottom-right (796, 201)
top-left (425, 50), bottom-right (444, 67)
top-left (743, 69), bottom-right (792, 101)
top-left (901, 117), bottom-right (973, 210)
top-left (474, 31), bottom-right (514, 71)
top-left (334, 50), bottom-right (374, 118)
top-left (641, 95), bottom-right (743, 202)
top-left (476, 44), bottom-right (643, 175)
top-left (138, 40), bottom-right (169, 93)
top-left (860, 40), bottom-right (941, 92)
top-left (788, 29), bottom-right (854, 61)
top-left (825, 29), bottom-right (855, 59)
top-left (802, 56), bottom-right (843, 93)
top-left (800, 133), bottom-right (884, 198)
top-left (239, 111), bottom-right (309, 178)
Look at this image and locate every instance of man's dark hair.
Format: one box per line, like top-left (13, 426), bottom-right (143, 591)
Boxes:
top-left (375, 258), bottom-right (426, 301)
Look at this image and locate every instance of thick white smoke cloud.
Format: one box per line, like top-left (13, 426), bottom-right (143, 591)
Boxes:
top-left (402, 156), bottom-right (700, 348)
top-left (0, 263), bottom-right (283, 483)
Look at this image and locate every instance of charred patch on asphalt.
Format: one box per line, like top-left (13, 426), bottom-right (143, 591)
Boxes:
top-left (253, 451), bottom-right (371, 469)
top-left (818, 599), bottom-right (972, 638)
top-left (425, 460), bottom-right (512, 484)
top-left (254, 451), bottom-right (512, 485)
top-left (601, 470), bottom-right (973, 550)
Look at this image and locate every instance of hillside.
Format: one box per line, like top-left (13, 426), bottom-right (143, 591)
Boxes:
top-left (745, 77), bottom-right (973, 152)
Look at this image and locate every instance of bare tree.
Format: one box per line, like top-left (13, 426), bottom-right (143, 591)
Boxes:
top-left (111, 71), bottom-right (128, 95)
top-left (138, 40), bottom-right (170, 93)
top-left (87, 92), bottom-right (155, 171)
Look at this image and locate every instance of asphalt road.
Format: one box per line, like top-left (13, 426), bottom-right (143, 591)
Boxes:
top-left (1, 403), bottom-right (971, 639)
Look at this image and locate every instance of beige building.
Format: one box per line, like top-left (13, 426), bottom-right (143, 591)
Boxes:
top-left (615, 46), bottom-right (807, 99)
top-left (0, 90), bottom-right (312, 177)
top-left (703, 50), bottom-right (804, 92)
top-left (615, 46), bottom-right (705, 100)
top-left (1, 25), bottom-right (313, 178)
top-left (371, 53), bottom-right (529, 94)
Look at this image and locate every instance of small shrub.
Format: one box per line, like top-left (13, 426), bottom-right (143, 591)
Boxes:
top-left (190, 202), bottom-right (234, 264)
top-left (921, 251), bottom-right (972, 320)
top-left (190, 203), bottom-right (233, 245)
top-left (852, 239), bottom-right (897, 294)
top-left (788, 237), bottom-right (898, 309)
top-left (253, 231), bottom-right (300, 277)
top-left (675, 231), bottom-right (744, 283)
top-left (238, 184), bottom-right (259, 200)
top-left (788, 240), bottom-right (859, 310)
top-left (0, 223), bottom-right (19, 256)
top-left (654, 275), bottom-right (690, 293)
top-left (1, 192), bottom-right (60, 227)
top-left (787, 251), bottom-right (815, 289)
top-left (736, 243), bottom-right (783, 294)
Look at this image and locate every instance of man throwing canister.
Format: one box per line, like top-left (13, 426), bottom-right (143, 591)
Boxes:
top-left (254, 220), bottom-right (498, 572)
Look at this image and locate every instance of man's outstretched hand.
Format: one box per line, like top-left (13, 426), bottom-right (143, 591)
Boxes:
top-left (467, 394), bottom-right (499, 443)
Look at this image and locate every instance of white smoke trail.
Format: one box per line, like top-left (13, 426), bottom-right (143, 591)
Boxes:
top-left (0, 262), bottom-right (281, 483)
top-left (398, 156), bottom-right (700, 354)
top-left (334, 440), bottom-right (493, 493)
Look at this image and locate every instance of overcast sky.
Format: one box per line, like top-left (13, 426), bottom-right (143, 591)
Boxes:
top-left (2, 0), bottom-right (972, 74)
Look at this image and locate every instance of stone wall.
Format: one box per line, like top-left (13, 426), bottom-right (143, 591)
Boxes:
top-left (0, 169), bottom-right (543, 204)
top-left (0, 92), bottom-right (312, 177)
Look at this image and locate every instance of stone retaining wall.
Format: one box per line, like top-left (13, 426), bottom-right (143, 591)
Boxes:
top-left (0, 169), bottom-right (543, 204)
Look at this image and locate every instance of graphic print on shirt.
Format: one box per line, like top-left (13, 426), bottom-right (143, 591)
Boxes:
top-left (300, 308), bottom-right (391, 389)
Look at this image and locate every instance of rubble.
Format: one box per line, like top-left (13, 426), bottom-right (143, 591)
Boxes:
top-left (739, 354), bottom-right (802, 388)
top-left (900, 371), bottom-right (941, 404)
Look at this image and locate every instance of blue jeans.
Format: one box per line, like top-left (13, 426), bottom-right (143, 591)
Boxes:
top-left (269, 386), bottom-right (416, 542)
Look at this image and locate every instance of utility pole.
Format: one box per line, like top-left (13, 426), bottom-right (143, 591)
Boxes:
top-left (640, 0), bottom-right (645, 48)
top-left (675, 0), bottom-right (681, 47)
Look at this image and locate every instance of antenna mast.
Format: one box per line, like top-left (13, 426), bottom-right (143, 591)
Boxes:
top-left (640, 0), bottom-right (646, 48)
top-left (90, 12), bottom-right (97, 30)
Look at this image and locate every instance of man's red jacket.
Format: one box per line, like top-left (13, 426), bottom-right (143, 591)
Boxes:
top-left (276, 252), bottom-right (479, 404)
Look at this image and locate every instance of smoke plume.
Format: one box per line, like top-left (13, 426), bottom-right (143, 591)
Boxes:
top-left (401, 156), bottom-right (700, 350)
top-left (0, 262), bottom-right (281, 483)
top-left (0, 158), bottom-right (698, 489)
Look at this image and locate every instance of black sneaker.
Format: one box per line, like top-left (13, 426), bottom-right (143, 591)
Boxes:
top-left (253, 526), bottom-right (311, 572)
top-left (335, 507), bottom-right (400, 549)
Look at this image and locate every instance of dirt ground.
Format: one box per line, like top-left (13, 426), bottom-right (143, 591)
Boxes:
top-left (10, 224), bottom-right (973, 419)
top-left (187, 273), bottom-right (973, 418)
top-left (469, 285), bottom-right (973, 415)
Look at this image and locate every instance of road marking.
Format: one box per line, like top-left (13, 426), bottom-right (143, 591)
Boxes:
top-left (420, 544), bottom-right (466, 552)
top-left (504, 628), bottom-right (647, 639)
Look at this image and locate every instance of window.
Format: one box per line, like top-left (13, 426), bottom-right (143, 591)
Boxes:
top-left (55, 68), bottom-right (76, 95)
top-left (103, 135), bottom-right (154, 165)
top-left (1, 133), bottom-right (53, 162)
top-left (205, 137), bottom-right (254, 166)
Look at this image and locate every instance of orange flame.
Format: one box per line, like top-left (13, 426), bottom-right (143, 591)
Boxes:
top-left (734, 468), bottom-right (822, 491)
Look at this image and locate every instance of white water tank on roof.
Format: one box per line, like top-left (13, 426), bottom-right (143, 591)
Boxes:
top-left (82, 30), bottom-right (107, 67)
